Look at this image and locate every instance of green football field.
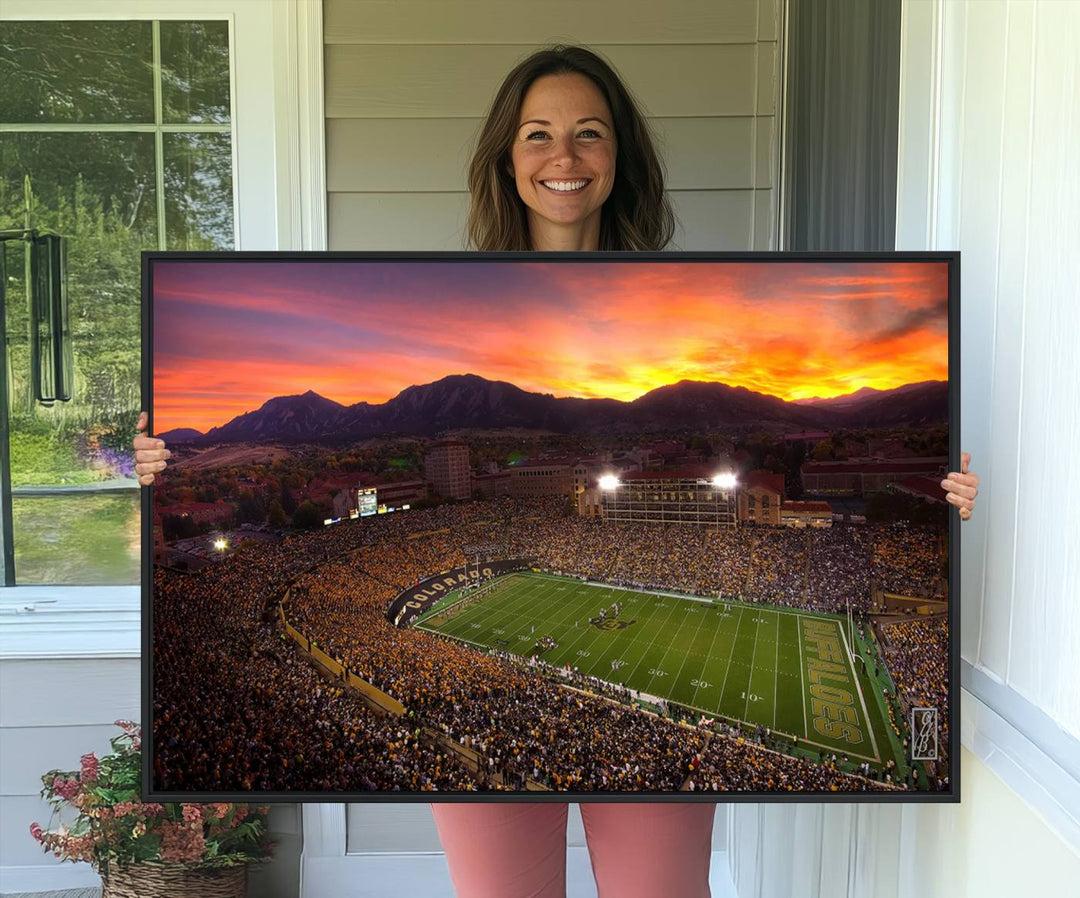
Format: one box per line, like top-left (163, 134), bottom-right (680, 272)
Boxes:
top-left (416, 572), bottom-right (901, 768)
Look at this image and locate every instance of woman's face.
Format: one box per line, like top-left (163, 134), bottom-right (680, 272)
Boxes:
top-left (509, 73), bottom-right (617, 246)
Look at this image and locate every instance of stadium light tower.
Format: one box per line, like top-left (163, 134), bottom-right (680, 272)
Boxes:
top-left (598, 474), bottom-right (621, 526)
top-left (709, 472), bottom-right (738, 529)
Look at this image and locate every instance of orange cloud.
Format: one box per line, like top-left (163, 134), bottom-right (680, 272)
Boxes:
top-left (152, 259), bottom-right (950, 433)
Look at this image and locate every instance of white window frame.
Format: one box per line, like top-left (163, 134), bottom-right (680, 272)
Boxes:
top-left (0, 0), bottom-right (326, 660)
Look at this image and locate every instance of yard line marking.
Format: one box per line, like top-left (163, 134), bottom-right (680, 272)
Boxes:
top-left (641, 600), bottom-right (700, 695)
top-left (773, 610), bottom-right (780, 730)
top-left (624, 593), bottom-right (683, 685)
top-left (692, 605), bottom-right (726, 709)
top-left (837, 617), bottom-right (880, 762)
top-left (717, 607), bottom-right (745, 712)
top-left (544, 579), bottom-right (644, 672)
top-left (796, 614), bottom-right (809, 742)
top-left (440, 574), bottom-right (576, 653)
top-left (462, 577), bottom-right (545, 640)
top-left (743, 609), bottom-right (764, 721)
top-left (668, 599), bottom-right (710, 698)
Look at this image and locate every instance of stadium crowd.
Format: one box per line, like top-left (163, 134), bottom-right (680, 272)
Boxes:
top-left (685, 732), bottom-right (890, 793)
top-left (154, 559), bottom-right (478, 791)
top-left (880, 616), bottom-right (950, 770)
top-left (155, 496), bottom-right (944, 794)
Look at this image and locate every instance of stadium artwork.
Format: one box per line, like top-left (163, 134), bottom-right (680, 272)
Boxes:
top-left (143, 251), bottom-right (960, 802)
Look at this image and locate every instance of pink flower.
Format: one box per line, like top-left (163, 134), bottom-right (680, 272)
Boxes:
top-left (80, 753), bottom-right (100, 782)
top-left (160, 821), bottom-right (206, 863)
top-left (181, 804), bottom-right (203, 824)
top-left (29, 822), bottom-right (43, 842)
top-left (52, 778), bottom-right (80, 801)
top-left (142, 803), bottom-right (166, 817)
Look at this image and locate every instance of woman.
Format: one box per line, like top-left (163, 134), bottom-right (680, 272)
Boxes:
top-left (135, 45), bottom-right (979, 898)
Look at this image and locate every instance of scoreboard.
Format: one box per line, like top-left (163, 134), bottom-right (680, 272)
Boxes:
top-left (358, 487), bottom-right (378, 517)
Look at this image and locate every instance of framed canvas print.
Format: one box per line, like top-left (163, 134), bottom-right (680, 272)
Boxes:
top-left (143, 251), bottom-right (959, 802)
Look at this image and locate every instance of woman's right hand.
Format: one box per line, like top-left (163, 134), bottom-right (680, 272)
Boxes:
top-left (133, 411), bottom-right (171, 486)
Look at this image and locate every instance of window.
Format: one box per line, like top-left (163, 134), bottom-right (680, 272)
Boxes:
top-left (0, 18), bottom-right (234, 585)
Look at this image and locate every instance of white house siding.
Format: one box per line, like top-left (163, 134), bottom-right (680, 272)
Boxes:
top-left (324, 0), bottom-right (781, 250)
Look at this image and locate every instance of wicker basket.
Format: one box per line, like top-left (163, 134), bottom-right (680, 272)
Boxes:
top-left (100, 862), bottom-right (247, 898)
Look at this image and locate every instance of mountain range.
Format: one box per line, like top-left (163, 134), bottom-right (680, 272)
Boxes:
top-left (157, 374), bottom-right (948, 444)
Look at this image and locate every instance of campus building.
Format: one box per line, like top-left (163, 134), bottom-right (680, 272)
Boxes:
top-left (780, 500), bottom-right (834, 528)
top-left (800, 457), bottom-right (947, 496)
top-left (424, 440), bottom-right (471, 500)
top-left (508, 458), bottom-right (576, 499)
top-left (738, 471), bottom-right (785, 525)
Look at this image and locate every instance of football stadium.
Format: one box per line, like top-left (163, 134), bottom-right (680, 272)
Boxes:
top-left (153, 493), bottom-right (949, 796)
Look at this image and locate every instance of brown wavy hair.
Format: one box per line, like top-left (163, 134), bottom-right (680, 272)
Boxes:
top-left (466, 46), bottom-right (675, 251)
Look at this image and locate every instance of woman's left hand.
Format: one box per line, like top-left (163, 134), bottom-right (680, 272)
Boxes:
top-left (941, 451), bottom-right (979, 521)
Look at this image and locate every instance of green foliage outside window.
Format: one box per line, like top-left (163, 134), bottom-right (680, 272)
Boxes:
top-left (0, 20), bottom-right (233, 584)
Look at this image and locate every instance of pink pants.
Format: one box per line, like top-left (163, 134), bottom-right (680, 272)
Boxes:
top-left (431, 802), bottom-right (716, 898)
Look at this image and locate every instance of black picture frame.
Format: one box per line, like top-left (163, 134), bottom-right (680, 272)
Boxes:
top-left (142, 250), bottom-right (960, 804)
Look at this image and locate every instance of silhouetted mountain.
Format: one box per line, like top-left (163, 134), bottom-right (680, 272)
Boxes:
top-left (156, 427), bottom-right (204, 443)
top-left (838, 381), bottom-right (948, 427)
top-left (184, 375), bottom-right (948, 444)
top-left (204, 390), bottom-right (353, 442)
top-left (631, 380), bottom-right (831, 430)
top-left (373, 374), bottom-right (624, 435)
top-left (794, 380), bottom-right (942, 409)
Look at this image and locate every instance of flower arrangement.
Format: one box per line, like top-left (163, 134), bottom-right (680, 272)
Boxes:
top-left (30, 721), bottom-right (274, 876)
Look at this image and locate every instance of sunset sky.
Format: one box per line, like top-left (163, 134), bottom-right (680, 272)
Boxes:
top-left (152, 259), bottom-right (950, 434)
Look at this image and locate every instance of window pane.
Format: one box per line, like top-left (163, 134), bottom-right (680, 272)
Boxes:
top-left (2, 131), bottom-right (149, 583)
top-left (164, 133), bottom-right (234, 250)
top-left (2, 131), bottom-right (153, 494)
top-left (0, 133), bottom-right (159, 247)
top-left (1, 19), bottom-right (234, 587)
top-left (0, 22), bottom-right (154, 124)
top-left (160, 21), bottom-right (232, 124)
top-left (12, 493), bottom-right (140, 585)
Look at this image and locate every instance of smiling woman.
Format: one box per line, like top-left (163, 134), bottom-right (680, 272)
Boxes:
top-left (466, 45), bottom-right (674, 253)
top-left (509, 73), bottom-right (617, 250)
